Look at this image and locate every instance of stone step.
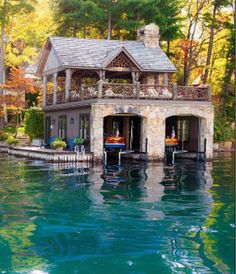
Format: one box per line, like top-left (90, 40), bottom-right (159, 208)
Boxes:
top-left (17, 135), bottom-right (31, 146)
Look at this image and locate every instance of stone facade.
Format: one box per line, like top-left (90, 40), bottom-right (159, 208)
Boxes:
top-left (137, 23), bottom-right (160, 48)
top-left (90, 100), bottom-right (214, 161)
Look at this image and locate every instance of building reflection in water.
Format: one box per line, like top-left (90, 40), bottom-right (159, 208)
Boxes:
top-left (36, 159), bottom-right (216, 273)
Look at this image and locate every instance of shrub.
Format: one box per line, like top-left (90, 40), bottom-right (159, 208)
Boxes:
top-left (214, 115), bottom-right (234, 142)
top-left (75, 137), bottom-right (84, 145)
top-left (51, 138), bottom-right (67, 149)
top-left (6, 136), bottom-right (19, 146)
top-left (24, 107), bottom-right (44, 140)
top-left (16, 126), bottom-right (25, 136)
top-left (3, 126), bottom-right (16, 134)
top-left (0, 131), bottom-right (8, 141)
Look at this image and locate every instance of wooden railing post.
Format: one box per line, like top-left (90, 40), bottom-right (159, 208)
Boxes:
top-left (65, 69), bottom-right (71, 102)
top-left (208, 85), bottom-right (211, 101)
top-left (98, 80), bottom-right (103, 98)
top-left (173, 83), bottom-right (177, 100)
top-left (80, 84), bottom-right (84, 100)
top-left (53, 72), bottom-right (58, 105)
top-left (42, 75), bottom-right (47, 106)
top-left (136, 82), bottom-right (140, 99)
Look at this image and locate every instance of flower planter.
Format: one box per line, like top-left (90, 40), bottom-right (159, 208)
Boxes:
top-left (55, 147), bottom-right (64, 151)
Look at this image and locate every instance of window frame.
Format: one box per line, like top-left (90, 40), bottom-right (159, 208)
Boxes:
top-left (177, 119), bottom-right (189, 142)
top-left (58, 115), bottom-right (67, 140)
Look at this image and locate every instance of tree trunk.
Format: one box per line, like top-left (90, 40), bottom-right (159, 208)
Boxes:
top-left (83, 27), bottom-right (86, 38)
top-left (203, 3), bottom-right (217, 84)
top-left (73, 22), bottom-right (78, 37)
top-left (167, 40), bottom-right (170, 55)
top-left (0, 0), bottom-right (7, 89)
top-left (1, 0), bottom-right (8, 124)
top-left (107, 11), bottom-right (112, 40)
top-left (183, 11), bottom-right (193, 86)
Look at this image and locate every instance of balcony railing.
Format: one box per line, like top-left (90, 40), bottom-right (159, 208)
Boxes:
top-left (139, 85), bottom-right (173, 100)
top-left (176, 86), bottom-right (209, 101)
top-left (46, 94), bottom-right (53, 105)
top-left (45, 83), bottom-right (211, 105)
top-left (102, 83), bottom-right (137, 98)
top-left (57, 92), bottom-right (65, 104)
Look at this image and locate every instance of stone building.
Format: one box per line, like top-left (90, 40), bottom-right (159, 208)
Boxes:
top-left (37, 23), bottom-right (214, 161)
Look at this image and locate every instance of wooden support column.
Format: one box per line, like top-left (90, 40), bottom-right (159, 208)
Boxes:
top-left (42, 75), bottom-right (47, 107)
top-left (98, 80), bottom-right (103, 98)
top-left (136, 82), bottom-right (140, 99)
top-left (156, 74), bottom-right (161, 85)
top-left (208, 85), bottom-right (211, 101)
top-left (131, 72), bottom-right (136, 83)
top-left (98, 70), bottom-right (105, 81)
top-left (53, 72), bottom-right (58, 105)
top-left (173, 83), bottom-right (177, 100)
top-left (65, 69), bottom-right (71, 101)
top-left (163, 73), bottom-right (168, 86)
top-left (98, 70), bottom-right (105, 98)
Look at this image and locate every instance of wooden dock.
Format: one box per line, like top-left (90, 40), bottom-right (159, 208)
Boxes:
top-left (0, 145), bottom-right (93, 163)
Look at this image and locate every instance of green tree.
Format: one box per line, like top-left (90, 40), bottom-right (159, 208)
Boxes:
top-left (52, 0), bottom-right (181, 42)
top-left (24, 107), bottom-right (44, 139)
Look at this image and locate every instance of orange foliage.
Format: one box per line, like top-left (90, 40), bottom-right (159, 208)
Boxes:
top-left (3, 67), bottom-right (36, 94)
top-left (0, 67), bottom-right (38, 112)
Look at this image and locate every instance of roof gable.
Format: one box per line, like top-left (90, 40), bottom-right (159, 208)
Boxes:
top-left (37, 39), bottom-right (62, 75)
top-left (103, 47), bottom-right (141, 71)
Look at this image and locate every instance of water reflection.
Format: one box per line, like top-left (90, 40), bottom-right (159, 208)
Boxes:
top-left (0, 155), bottom-right (234, 274)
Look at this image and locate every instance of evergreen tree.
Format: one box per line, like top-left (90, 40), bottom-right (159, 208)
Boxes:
top-left (52, 0), bottom-right (181, 43)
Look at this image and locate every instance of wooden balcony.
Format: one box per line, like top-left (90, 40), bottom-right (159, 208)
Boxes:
top-left (46, 83), bottom-right (211, 106)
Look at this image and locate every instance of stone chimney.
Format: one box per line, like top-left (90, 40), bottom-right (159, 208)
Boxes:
top-left (137, 23), bottom-right (160, 48)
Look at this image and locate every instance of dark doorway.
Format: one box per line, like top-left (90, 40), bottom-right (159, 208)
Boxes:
top-left (165, 116), bottom-right (200, 152)
top-left (129, 116), bottom-right (141, 151)
top-left (104, 115), bottom-right (142, 151)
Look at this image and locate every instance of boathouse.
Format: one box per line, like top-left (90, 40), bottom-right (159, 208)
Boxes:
top-left (37, 23), bottom-right (214, 161)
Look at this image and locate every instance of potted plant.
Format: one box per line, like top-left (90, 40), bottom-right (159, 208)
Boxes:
top-left (51, 137), bottom-right (67, 151)
top-left (75, 137), bottom-right (84, 146)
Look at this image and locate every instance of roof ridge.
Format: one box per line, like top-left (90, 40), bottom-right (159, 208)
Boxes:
top-left (49, 36), bottom-right (143, 43)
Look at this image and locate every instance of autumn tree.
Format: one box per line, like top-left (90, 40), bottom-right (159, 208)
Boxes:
top-left (202, 0), bottom-right (232, 84)
top-left (0, 67), bottom-right (38, 125)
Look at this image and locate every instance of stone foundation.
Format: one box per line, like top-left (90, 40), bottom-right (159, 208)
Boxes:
top-left (90, 100), bottom-right (214, 161)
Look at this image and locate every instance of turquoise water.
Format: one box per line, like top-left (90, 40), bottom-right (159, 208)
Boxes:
top-left (0, 153), bottom-right (234, 274)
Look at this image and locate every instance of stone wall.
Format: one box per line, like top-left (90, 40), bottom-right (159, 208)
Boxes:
top-left (90, 101), bottom-right (214, 161)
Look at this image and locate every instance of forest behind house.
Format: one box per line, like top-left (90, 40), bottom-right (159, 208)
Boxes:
top-left (0, 0), bottom-right (234, 142)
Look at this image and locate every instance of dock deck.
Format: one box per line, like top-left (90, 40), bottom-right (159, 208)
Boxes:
top-left (0, 145), bottom-right (93, 163)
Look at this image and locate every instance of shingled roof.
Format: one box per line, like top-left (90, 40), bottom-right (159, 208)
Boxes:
top-left (38, 37), bottom-right (177, 74)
